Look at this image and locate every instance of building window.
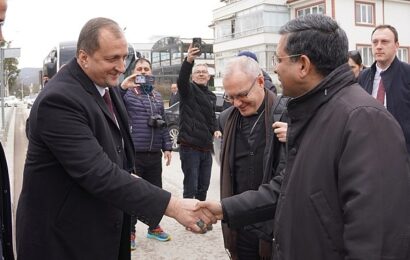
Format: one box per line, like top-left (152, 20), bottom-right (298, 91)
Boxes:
top-left (398, 48), bottom-right (409, 63)
top-left (296, 3), bottom-right (325, 17)
top-left (355, 2), bottom-right (374, 25)
top-left (357, 45), bottom-right (373, 67)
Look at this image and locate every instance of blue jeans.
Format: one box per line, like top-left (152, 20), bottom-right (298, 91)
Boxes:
top-left (179, 146), bottom-right (212, 201)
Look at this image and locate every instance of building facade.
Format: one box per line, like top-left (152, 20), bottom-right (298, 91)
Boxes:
top-left (211, 0), bottom-right (410, 89)
top-left (287, 0), bottom-right (410, 66)
top-left (211, 0), bottom-right (289, 90)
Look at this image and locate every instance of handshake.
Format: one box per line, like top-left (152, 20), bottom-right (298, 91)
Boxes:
top-left (165, 197), bottom-right (224, 233)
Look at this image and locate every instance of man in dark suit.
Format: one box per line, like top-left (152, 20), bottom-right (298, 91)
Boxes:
top-left (358, 24), bottom-right (410, 154)
top-left (169, 83), bottom-right (180, 106)
top-left (16, 17), bottom-right (214, 260)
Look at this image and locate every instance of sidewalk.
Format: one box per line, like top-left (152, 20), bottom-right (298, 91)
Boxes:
top-left (132, 153), bottom-right (229, 259)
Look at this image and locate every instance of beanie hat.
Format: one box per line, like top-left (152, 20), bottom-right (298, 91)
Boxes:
top-left (238, 51), bottom-right (258, 62)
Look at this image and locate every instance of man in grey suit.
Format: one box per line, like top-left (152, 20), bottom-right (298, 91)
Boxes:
top-left (16, 17), bottom-right (214, 260)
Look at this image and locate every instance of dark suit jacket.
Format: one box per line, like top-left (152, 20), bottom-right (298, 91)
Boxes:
top-left (169, 92), bottom-right (180, 106)
top-left (16, 59), bottom-right (171, 260)
top-left (358, 57), bottom-right (410, 153)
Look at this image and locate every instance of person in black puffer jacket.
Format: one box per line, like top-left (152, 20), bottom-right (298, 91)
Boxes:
top-left (177, 42), bottom-right (217, 221)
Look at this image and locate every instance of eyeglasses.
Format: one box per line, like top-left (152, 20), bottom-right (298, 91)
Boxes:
top-left (223, 76), bottom-right (258, 103)
top-left (272, 52), bottom-right (302, 67)
top-left (193, 70), bottom-right (208, 74)
top-left (0, 21), bottom-right (4, 27)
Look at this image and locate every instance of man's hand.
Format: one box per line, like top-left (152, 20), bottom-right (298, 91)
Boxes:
top-left (196, 200), bottom-right (224, 220)
top-left (186, 43), bottom-right (201, 64)
top-left (273, 121), bottom-right (288, 143)
top-left (120, 73), bottom-right (139, 90)
top-left (165, 197), bottom-right (217, 233)
top-left (163, 151), bottom-right (172, 166)
top-left (214, 130), bottom-right (222, 139)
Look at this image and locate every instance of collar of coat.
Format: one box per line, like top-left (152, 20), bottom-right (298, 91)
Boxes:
top-left (287, 63), bottom-right (356, 121)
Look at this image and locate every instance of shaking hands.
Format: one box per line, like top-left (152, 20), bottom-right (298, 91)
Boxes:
top-left (165, 197), bottom-right (224, 233)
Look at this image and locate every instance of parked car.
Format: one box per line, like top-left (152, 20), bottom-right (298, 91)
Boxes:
top-left (164, 92), bottom-right (229, 151)
top-left (26, 94), bottom-right (38, 109)
top-left (23, 96), bottom-right (31, 104)
top-left (3, 95), bottom-right (19, 107)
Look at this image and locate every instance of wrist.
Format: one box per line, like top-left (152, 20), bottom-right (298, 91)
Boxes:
top-left (120, 83), bottom-right (127, 90)
top-left (165, 196), bottom-right (179, 218)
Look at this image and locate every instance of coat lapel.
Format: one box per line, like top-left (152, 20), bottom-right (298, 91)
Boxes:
top-left (67, 58), bottom-right (121, 129)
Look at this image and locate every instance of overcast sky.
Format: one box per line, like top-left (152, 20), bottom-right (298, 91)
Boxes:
top-left (4, 0), bottom-right (224, 68)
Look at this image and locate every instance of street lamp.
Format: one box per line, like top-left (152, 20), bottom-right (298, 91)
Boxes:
top-left (20, 77), bottom-right (29, 100)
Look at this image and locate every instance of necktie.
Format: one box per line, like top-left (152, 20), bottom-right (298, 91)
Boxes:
top-left (103, 89), bottom-right (115, 117)
top-left (376, 77), bottom-right (385, 105)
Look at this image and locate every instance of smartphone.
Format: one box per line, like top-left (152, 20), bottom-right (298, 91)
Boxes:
top-left (134, 75), bottom-right (155, 85)
top-left (192, 37), bottom-right (202, 56)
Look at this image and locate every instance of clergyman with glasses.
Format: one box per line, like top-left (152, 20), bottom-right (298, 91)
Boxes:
top-left (216, 56), bottom-right (288, 260)
top-left (198, 14), bottom-right (410, 259)
top-left (176, 42), bottom-right (218, 231)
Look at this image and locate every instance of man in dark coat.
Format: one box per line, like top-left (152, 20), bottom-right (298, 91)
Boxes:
top-left (169, 83), bottom-right (180, 106)
top-left (217, 56), bottom-right (288, 260)
top-left (16, 17), bottom-right (213, 260)
top-left (177, 43), bottom-right (217, 215)
top-left (358, 25), bottom-right (410, 154)
top-left (198, 14), bottom-right (410, 260)
top-left (0, 1), bottom-right (15, 258)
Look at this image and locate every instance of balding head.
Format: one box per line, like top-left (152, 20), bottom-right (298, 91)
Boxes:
top-left (171, 83), bottom-right (178, 93)
top-left (222, 56), bottom-right (265, 117)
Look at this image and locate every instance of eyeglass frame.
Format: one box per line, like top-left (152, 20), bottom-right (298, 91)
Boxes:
top-left (272, 52), bottom-right (302, 67)
top-left (223, 76), bottom-right (259, 103)
top-left (193, 70), bottom-right (209, 75)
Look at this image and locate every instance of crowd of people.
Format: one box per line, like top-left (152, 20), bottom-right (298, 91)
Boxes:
top-left (0, 4), bottom-right (409, 260)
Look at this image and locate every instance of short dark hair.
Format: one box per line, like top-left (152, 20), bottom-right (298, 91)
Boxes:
top-left (348, 50), bottom-right (363, 66)
top-left (279, 14), bottom-right (348, 77)
top-left (77, 17), bottom-right (123, 57)
top-left (371, 25), bottom-right (398, 43)
top-left (134, 57), bottom-right (152, 69)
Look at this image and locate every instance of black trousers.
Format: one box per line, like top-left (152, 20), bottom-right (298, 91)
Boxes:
top-left (236, 228), bottom-right (260, 260)
top-left (131, 151), bottom-right (163, 232)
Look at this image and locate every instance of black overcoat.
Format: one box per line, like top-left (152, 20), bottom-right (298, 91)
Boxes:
top-left (16, 59), bottom-right (171, 260)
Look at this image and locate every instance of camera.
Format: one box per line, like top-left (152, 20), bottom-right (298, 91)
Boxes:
top-left (192, 37), bottom-right (202, 56)
top-left (147, 114), bottom-right (167, 128)
top-left (135, 75), bottom-right (155, 85)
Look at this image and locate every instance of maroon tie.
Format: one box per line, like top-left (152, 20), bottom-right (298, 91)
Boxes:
top-left (376, 78), bottom-right (385, 105)
top-left (103, 89), bottom-right (115, 117)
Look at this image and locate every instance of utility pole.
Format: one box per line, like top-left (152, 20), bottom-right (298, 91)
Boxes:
top-left (0, 47), bottom-right (20, 130)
